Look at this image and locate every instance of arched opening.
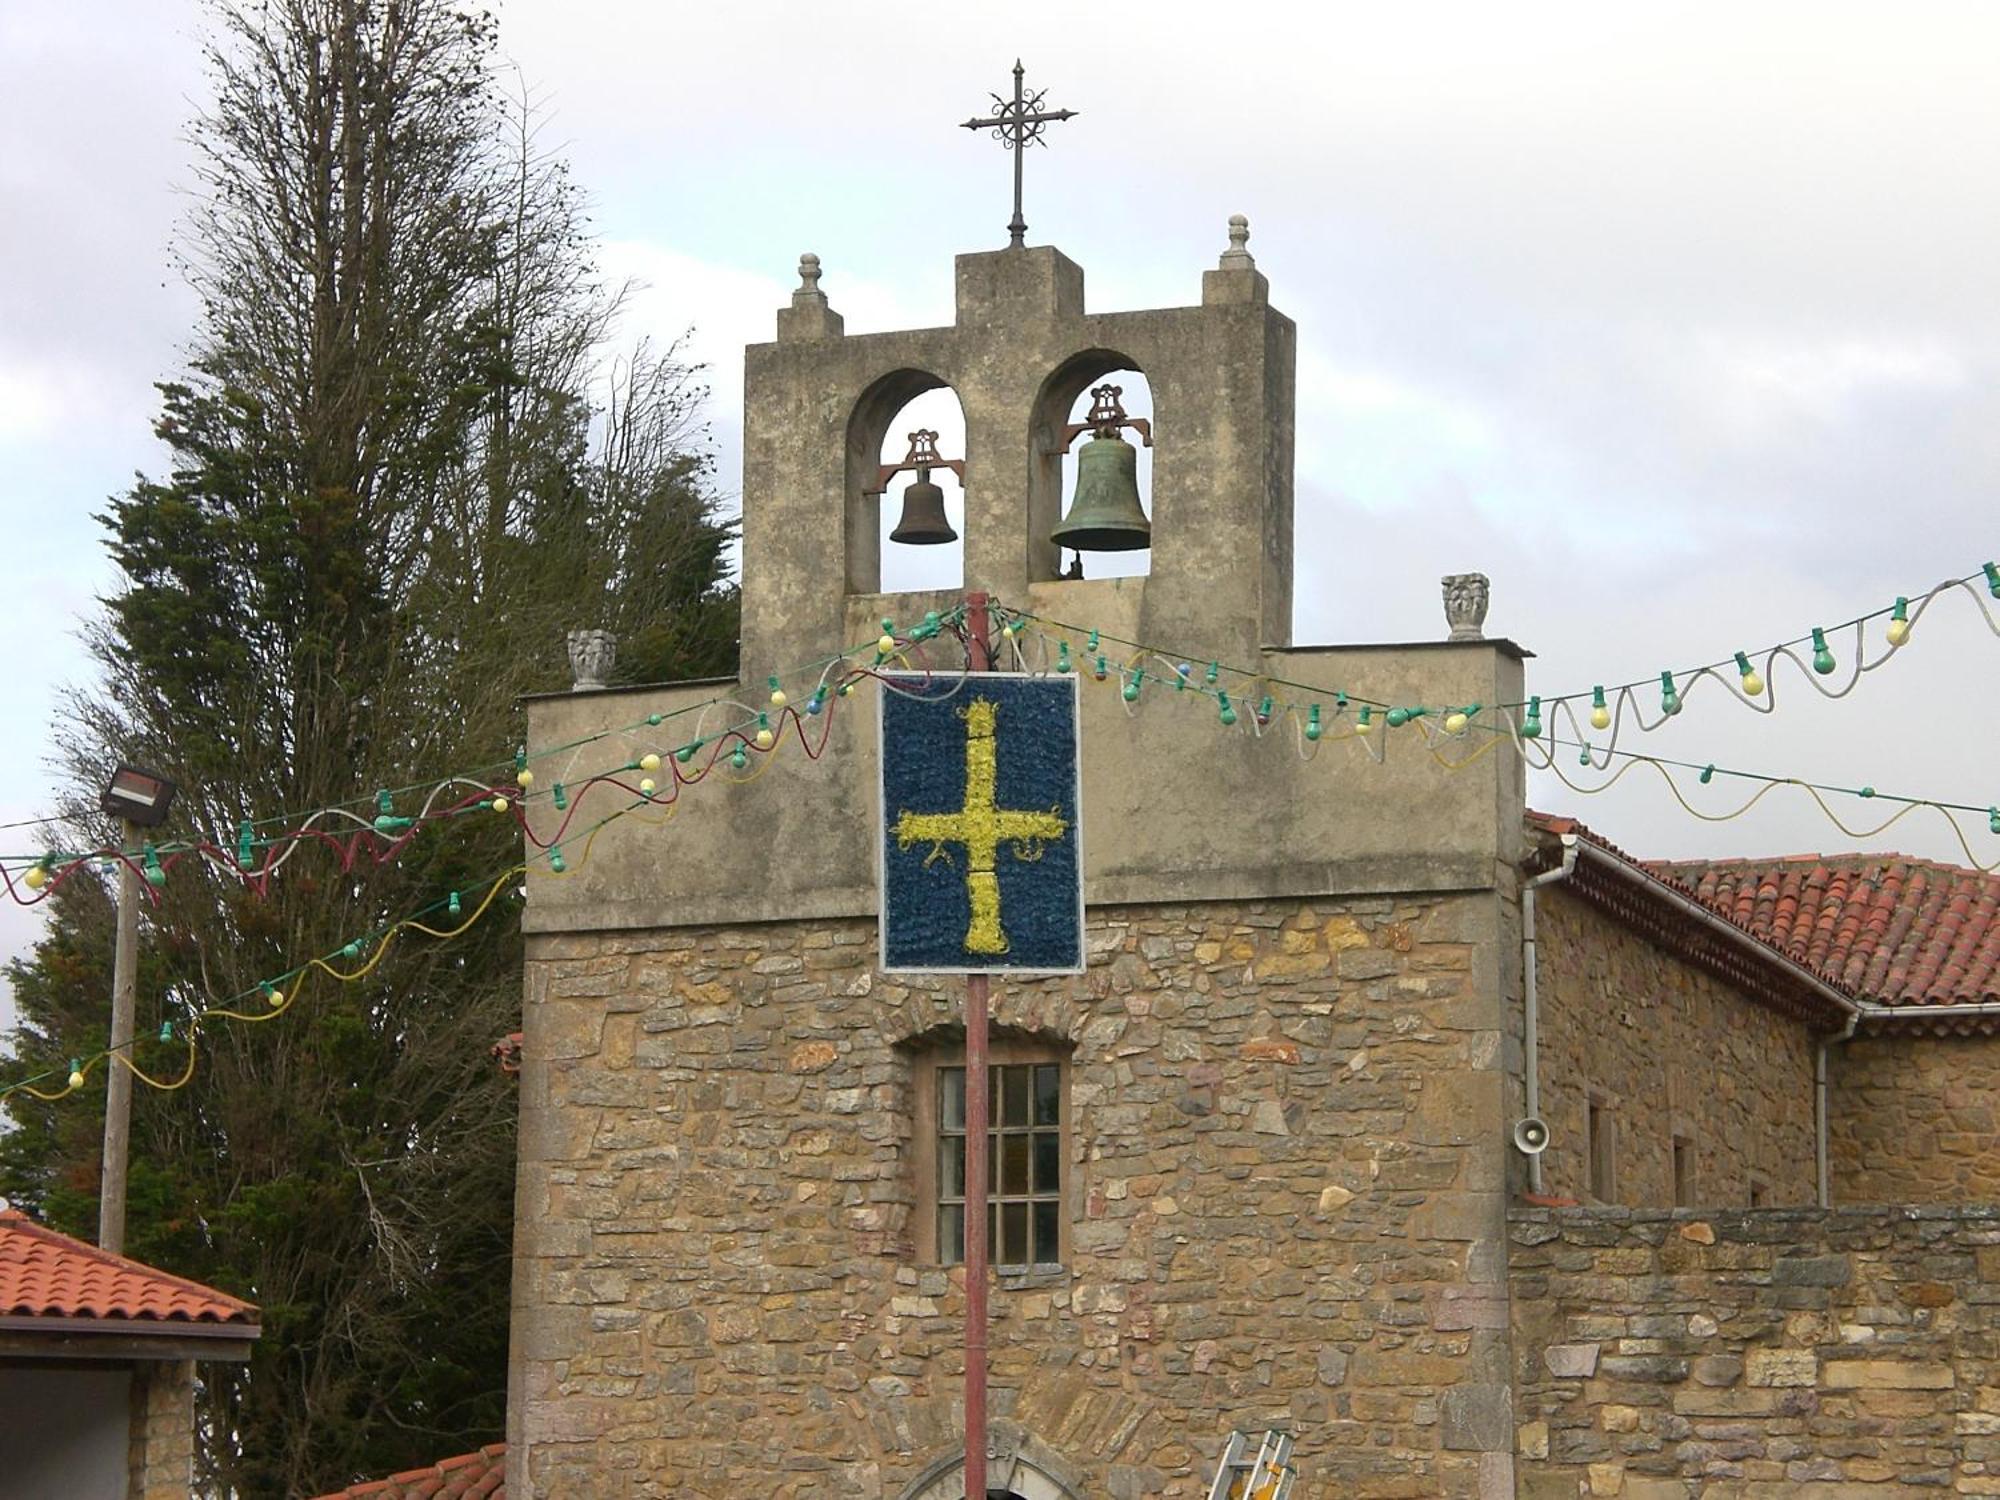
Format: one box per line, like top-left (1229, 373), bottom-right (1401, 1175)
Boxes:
top-left (1031, 351), bottom-right (1154, 584)
top-left (847, 371), bottom-right (966, 596)
top-left (896, 1447), bottom-right (1081, 1500)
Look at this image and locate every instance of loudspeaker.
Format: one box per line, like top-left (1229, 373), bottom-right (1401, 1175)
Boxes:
top-left (1512, 1117), bottom-right (1551, 1155)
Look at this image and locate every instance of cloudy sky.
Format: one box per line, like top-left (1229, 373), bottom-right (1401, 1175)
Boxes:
top-left (4, 0), bottom-right (1998, 988)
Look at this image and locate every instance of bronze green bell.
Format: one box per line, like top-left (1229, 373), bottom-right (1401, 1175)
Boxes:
top-left (888, 469), bottom-right (957, 546)
top-left (1051, 432), bottom-right (1150, 551)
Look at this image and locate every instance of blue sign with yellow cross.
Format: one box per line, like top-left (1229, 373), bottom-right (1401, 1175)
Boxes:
top-left (878, 672), bottom-right (1084, 974)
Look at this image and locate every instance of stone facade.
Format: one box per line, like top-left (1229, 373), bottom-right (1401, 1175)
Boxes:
top-left (1510, 1205), bottom-right (2000, 1498)
top-left (1831, 1033), bottom-right (2000, 1205)
top-left (127, 1359), bottom-right (195, 1499)
top-left (514, 894), bottom-right (1519, 1499)
top-left (1532, 889), bottom-right (1816, 1209)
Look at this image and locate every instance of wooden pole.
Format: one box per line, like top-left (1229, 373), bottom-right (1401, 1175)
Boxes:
top-left (962, 591), bottom-right (992, 1500)
top-left (99, 821), bottom-right (139, 1254)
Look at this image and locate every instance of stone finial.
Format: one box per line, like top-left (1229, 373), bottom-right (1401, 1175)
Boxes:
top-left (777, 252), bottom-right (844, 341)
top-left (792, 253), bottom-right (825, 306)
top-left (1202, 213), bottom-right (1268, 306)
top-left (566, 628), bottom-right (616, 691)
top-left (1219, 213), bottom-right (1255, 270)
top-left (1442, 574), bottom-right (1491, 641)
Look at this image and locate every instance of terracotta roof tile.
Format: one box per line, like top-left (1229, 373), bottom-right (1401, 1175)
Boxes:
top-left (308, 1444), bottom-right (506, 1499)
top-left (0, 1209), bottom-right (257, 1326)
top-left (1648, 850), bottom-right (2000, 1008)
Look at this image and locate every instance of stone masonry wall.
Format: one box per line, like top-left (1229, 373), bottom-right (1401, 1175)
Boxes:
top-left (126, 1359), bottom-right (194, 1500)
top-left (1535, 889), bottom-right (1816, 1208)
top-left (1831, 1033), bottom-right (2000, 1205)
top-left (511, 894), bottom-right (1515, 1500)
top-left (1510, 1205), bottom-right (2000, 1498)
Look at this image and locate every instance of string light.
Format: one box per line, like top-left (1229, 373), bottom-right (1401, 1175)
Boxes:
top-left (1735, 652), bottom-right (1763, 697)
top-left (1659, 671), bottom-right (1681, 717)
top-left (768, 675), bottom-right (787, 708)
top-left (5, 612), bottom-right (969, 906)
top-left (1521, 697), bottom-right (1543, 739)
top-left (1811, 627), bottom-right (1837, 675)
top-left (1590, 687), bottom-right (1611, 731)
top-left (1886, 597), bottom-right (1911, 648)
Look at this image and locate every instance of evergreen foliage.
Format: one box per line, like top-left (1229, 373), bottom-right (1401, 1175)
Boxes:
top-left (1, 1), bottom-right (735, 1491)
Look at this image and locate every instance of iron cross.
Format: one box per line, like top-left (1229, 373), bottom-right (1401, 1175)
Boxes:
top-left (961, 61), bottom-right (1077, 249)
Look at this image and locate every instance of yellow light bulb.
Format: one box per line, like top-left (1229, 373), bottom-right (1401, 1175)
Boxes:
top-left (491, 796), bottom-right (510, 814)
top-left (67, 1066), bottom-right (85, 1089)
top-left (1886, 618), bottom-right (1910, 647)
top-left (770, 687), bottom-right (787, 708)
top-left (268, 987), bottom-right (285, 1009)
top-left (516, 768), bottom-right (534, 788)
top-left (24, 865), bottom-right (48, 891)
top-left (1444, 712), bottom-right (1468, 735)
top-left (639, 777), bottom-right (656, 795)
top-left (877, 633), bottom-right (896, 654)
top-left (1741, 670), bottom-right (1763, 697)
top-left (755, 728), bottom-right (774, 749)
top-left (639, 752), bottom-right (661, 773)
top-left (1589, 705), bottom-right (1611, 731)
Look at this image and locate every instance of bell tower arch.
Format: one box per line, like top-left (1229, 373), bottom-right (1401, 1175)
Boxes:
top-left (739, 219), bottom-right (1294, 681)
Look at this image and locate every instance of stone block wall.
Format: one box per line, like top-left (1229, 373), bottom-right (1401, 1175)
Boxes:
top-left (127, 1359), bottom-right (194, 1499)
top-left (1510, 1205), bottom-right (2000, 1498)
top-left (1831, 1033), bottom-right (2000, 1204)
top-left (510, 894), bottom-right (1515, 1499)
top-left (1534, 889), bottom-right (1816, 1208)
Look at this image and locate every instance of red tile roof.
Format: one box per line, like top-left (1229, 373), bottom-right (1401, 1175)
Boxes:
top-left (0, 1208), bottom-right (257, 1326)
top-left (1529, 812), bottom-right (1853, 1027)
top-left (307, 1444), bottom-right (505, 1499)
top-left (1647, 851), bottom-right (2000, 1009)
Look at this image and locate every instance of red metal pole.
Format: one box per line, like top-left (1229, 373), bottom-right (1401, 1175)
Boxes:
top-left (962, 591), bottom-right (991, 1500)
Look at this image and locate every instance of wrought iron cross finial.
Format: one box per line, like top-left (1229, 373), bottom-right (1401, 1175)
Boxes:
top-left (960, 60), bottom-right (1077, 249)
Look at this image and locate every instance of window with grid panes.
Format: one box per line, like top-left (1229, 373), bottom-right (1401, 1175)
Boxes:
top-left (935, 1059), bottom-right (1063, 1269)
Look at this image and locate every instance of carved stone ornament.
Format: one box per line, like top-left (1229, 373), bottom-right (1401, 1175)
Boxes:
top-left (1441, 573), bottom-right (1490, 642)
top-left (566, 629), bottom-right (617, 691)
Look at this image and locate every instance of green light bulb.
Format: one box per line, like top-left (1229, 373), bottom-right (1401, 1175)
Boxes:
top-left (1986, 562), bottom-right (2000, 599)
top-left (1057, 641), bottom-right (1072, 673)
top-left (1659, 670), bottom-right (1680, 716)
top-left (1386, 708), bottom-right (1409, 728)
top-left (1122, 673), bottom-right (1141, 703)
top-left (549, 847), bottom-right (566, 873)
top-left (1218, 692), bottom-right (1236, 727)
top-left (159, 1020), bottom-right (174, 1044)
top-left (1092, 654), bottom-right (1107, 681)
top-left (1204, 661), bottom-right (1219, 686)
top-left (1306, 704), bottom-right (1322, 741)
top-left (237, 821), bottom-right (255, 869)
top-left (552, 782), bottom-right (568, 810)
top-left (730, 744), bottom-right (748, 771)
top-left (1700, 764), bottom-right (1715, 785)
top-left (1521, 696), bottom-right (1542, 739)
top-left (448, 891), bottom-right (461, 917)
top-left (1811, 627), bottom-right (1836, 675)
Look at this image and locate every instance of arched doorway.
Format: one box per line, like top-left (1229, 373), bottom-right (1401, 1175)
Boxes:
top-left (896, 1438), bottom-right (1082, 1500)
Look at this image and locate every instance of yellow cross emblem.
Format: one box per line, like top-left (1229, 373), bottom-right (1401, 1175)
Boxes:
top-left (893, 697), bottom-right (1069, 954)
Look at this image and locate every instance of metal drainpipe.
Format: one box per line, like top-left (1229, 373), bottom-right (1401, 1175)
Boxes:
top-left (1521, 834), bottom-right (1580, 1194)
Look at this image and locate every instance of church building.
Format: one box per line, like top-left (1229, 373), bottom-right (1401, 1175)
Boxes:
top-left (502, 222), bottom-right (2000, 1499)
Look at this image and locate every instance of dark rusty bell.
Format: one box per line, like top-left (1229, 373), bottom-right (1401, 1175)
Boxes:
top-left (1051, 432), bottom-right (1150, 551)
top-left (888, 470), bottom-right (957, 546)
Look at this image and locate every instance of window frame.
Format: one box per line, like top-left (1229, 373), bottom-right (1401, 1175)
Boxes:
top-left (911, 1037), bottom-right (1071, 1270)
top-left (1586, 1095), bottom-right (1617, 1204)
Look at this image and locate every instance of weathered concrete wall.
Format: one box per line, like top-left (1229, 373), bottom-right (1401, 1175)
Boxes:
top-left (1831, 1032), bottom-right (2000, 1204)
top-left (1510, 1205), bottom-right (2000, 1498)
top-left (1533, 890), bottom-right (1816, 1208)
top-left (510, 895), bottom-right (1517, 1499)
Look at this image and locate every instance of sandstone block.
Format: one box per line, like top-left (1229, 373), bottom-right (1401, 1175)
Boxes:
top-left (1545, 1343), bottom-right (1601, 1378)
top-left (1745, 1348), bottom-right (1817, 1387)
top-left (1820, 1359), bottom-right (1954, 1390)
